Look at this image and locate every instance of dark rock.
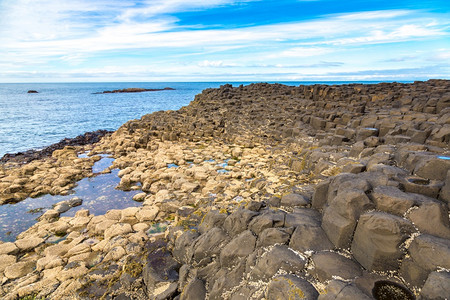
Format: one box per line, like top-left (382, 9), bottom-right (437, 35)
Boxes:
top-left (285, 208), bottom-right (321, 228)
top-left (371, 280), bottom-right (415, 300)
top-left (220, 230), bottom-right (256, 267)
top-left (250, 245), bottom-right (307, 280)
top-left (198, 210), bottom-right (227, 234)
top-left (408, 234), bottom-right (450, 273)
top-left (266, 275), bottom-right (319, 300)
top-left (414, 156), bottom-right (450, 181)
top-left (371, 185), bottom-right (416, 216)
top-left (420, 271), bottom-right (450, 300)
top-left (256, 228), bottom-right (290, 247)
top-left (180, 278), bottom-right (206, 300)
top-left (143, 240), bottom-right (180, 299)
top-left (281, 193), bottom-right (310, 207)
top-left (406, 199), bottom-right (450, 239)
top-left (311, 251), bottom-right (363, 282)
top-left (400, 176), bottom-right (444, 198)
top-left (27, 90), bottom-right (38, 93)
top-left (351, 212), bottom-right (415, 271)
top-left (289, 224), bottom-right (334, 253)
top-left (249, 209), bottom-right (285, 234)
top-left (0, 129), bottom-right (112, 165)
top-left (96, 87), bottom-right (175, 94)
top-left (322, 189), bottom-right (373, 248)
top-left (312, 180), bottom-right (330, 210)
top-left (439, 169), bottom-right (450, 205)
top-left (173, 230), bottom-right (199, 264)
top-left (223, 209), bottom-right (258, 236)
top-left (192, 227), bottom-right (228, 265)
top-left (319, 280), bottom-right (372, 300)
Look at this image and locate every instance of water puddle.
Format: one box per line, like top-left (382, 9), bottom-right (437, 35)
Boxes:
top-left (437, 155), bottom-right (450, 160)
top-left (0, 153), bottom-right (141, 242)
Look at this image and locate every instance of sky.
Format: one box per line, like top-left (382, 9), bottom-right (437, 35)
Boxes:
top-left (0, 0), bottom-right (449, 82)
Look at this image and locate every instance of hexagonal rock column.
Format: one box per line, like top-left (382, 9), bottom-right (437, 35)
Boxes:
top-left (351, 212), bottom-right (415, 271)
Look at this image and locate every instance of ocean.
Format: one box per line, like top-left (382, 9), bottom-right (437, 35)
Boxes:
top-left (0, 81), bottom-right (392, 158)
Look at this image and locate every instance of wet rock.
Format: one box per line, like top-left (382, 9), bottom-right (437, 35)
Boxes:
top-left (143, 240), bottom-right (180, 299)
top-left (351, 212), bottom-right (415, 271)
top-left (266, 274), bottom-right (319, 300)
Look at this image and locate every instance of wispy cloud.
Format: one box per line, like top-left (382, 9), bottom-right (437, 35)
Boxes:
top-left (0, 0), bottom-right (449, 81)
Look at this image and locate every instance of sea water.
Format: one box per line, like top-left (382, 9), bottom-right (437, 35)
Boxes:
top-left (0, 81), bottom-right (388, 157)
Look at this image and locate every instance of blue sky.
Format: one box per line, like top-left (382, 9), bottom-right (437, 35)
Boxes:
top-left (0, 0), bottom-right (449, 82)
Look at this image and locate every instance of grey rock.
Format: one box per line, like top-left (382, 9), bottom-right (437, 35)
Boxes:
top-left (192, 227), bottom-right (228, 264)
top-left (318, 280), bottom-right (372, 300)
top-left (173, 230), bottom-right (199, 264)
top-left (322, 189), bottom-right (373, 248)
top-left (351, 212), bottom-right (415, 271)
top-left (420, 271), bottom-right (450, 300)
top-left (249, 210), bottom-right (285, 234)
top-left (281, 193), bottom-right (310, 207)
top-left (143, 240), bottom-right (180, 298)
top-left (209, 259), bottom-right (246, 300)
top-left (220, 230), bottom-right (256, 268)
top-left (371, 185), bottom-right (416, 216)
top-left (406, 199), bottom-right (450, 239)
top-left (312, 180), bottom-right (330, 210)
top-left (198, 210), bottom-right (227, 234)
top-left (257, 228), bottom-right (290, 247)
top-left (311, 251), bottom-right (363, 282)
top-left (415, 156), bottom-right (450, 181)
top-left (266, 274), bottom-right (319, 300)
top-left (409, 234), bottom-right (450, 272)
top-left (250, 245), bottom-right (307, 280)
top-left (223, 209), bottom-right (258, 236)
top-left (180, 278), bottom-right (206, 300)
top-left (285, 208), bottom-right (321, 228)
top-left (289, 224), bottom-right (334, 253)
top-left (68, 196), bottom-right (83, 207)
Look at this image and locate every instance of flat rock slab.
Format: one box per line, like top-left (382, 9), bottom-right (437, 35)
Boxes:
top-left (311, 251), bottom-right (363, 282)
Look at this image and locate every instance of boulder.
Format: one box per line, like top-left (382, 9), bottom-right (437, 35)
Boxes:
top-left (280, 193), bottom-right (310, 207)
top-left (192, 227), bottom-right (228, 264)
top-left (266, 274), bottom-right (319, 300)
top-left (289, 224), bottom-right (334, 253)
top-left (420, 271), bottom-right (450, 300)
top-left (371, 185), bottom-right (416, 216)
top-left (351, 212), bottom-right (415, 271)
top-left (250, 245), bottom-right (307, 280)
top-left (180, 278), bottom-right (207, 300)
top-left (311, 251), bottom-right (363, 282)
top-left (223, 209), bottom-right (258, 236)
top-left (220, 230), bottom-right (256, 268)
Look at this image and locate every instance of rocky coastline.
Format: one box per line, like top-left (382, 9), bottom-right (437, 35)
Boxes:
top-left (94, 87), bottom-right (175, 94)
top-left (0, 80), bottom-right (449, 299)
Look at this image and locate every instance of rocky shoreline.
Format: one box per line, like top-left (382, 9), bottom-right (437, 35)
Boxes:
top-left (93, 87), bottom-right (175, 94)
top-left (0, 80), bottom-right (449, 299)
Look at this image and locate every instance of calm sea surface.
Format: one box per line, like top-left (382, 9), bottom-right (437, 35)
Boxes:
top-left (0, 81), bottom-right (392, 157)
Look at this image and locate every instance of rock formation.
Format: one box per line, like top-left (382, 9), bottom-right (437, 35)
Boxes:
top-left (0, 80), bottom-right (448, 299)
